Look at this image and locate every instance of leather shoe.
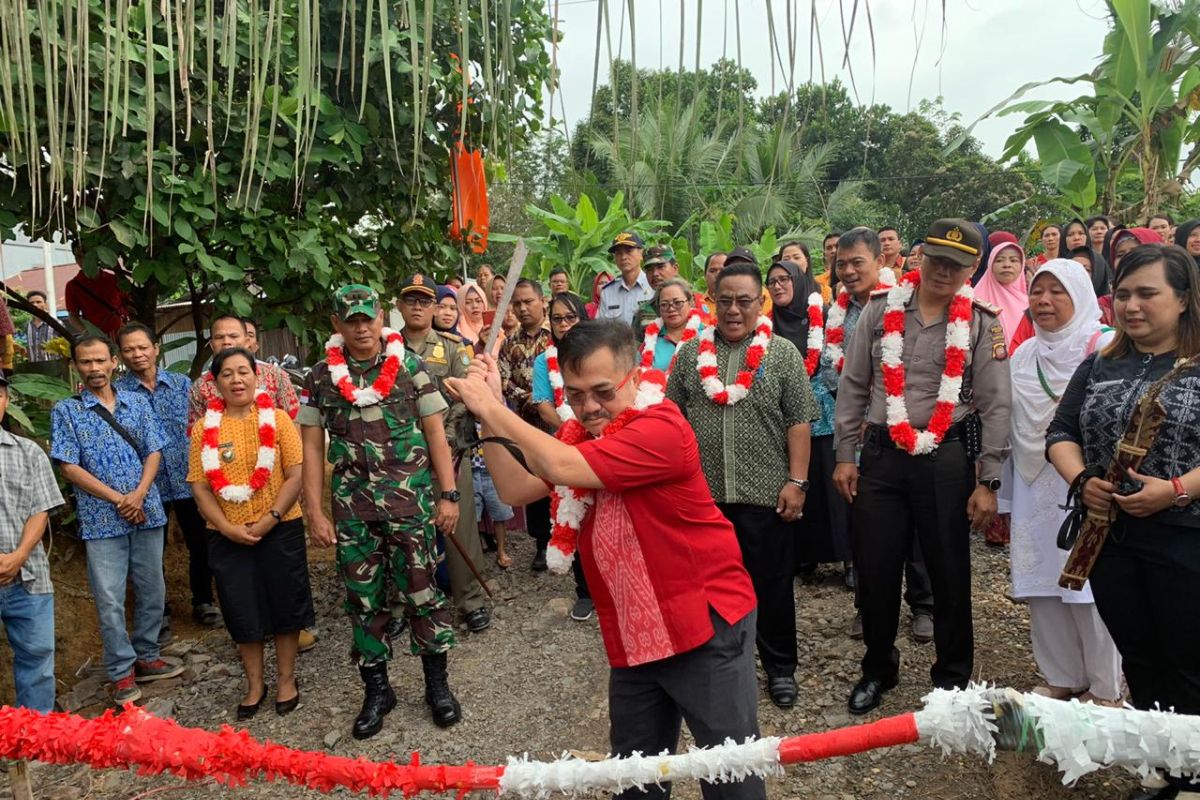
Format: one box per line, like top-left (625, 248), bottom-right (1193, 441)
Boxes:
top-left (848, 674), bottom-right (898, 715)
top-left (465, 608), bottom-right (491, 633)
top-left (848, 611), bottom-right (863, 639)
top-left (843, 565), bottom-right (856, 591)
top-left (386, 616), bottom-right (409, 641)
top-left (237, 683), bottom-right (268, 721)
top-left (768, 676), bottom-right (798, 709)
top-left (912, 613), bottom-right (934, 643)
top-left (530, 550), bottom-right (548, 572)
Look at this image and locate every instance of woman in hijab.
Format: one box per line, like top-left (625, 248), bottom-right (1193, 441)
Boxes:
top-left (457, 280), bottom-right (489, 346)
top-left (1007, 259), bottom-right (1121, 706)
top-left (433, 285), bottom-right (464, 341)
top-left (767, 261), bottom-right (852, 585)
top-left (1175, 218), bottom-right (1200, 260)
top-left (973, 238), bottom-right (1028, 349)
top-left (1098, 227), bottom-right (1161, 324)
top-left (584, 272), bottom-right (613, 319)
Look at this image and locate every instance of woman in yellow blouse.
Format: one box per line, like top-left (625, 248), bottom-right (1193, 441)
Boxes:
top-left (187, 347), bottom-right (312, 720)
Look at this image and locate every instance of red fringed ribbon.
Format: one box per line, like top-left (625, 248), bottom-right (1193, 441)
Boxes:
top-left (778, 713), bottom-right (919, 763)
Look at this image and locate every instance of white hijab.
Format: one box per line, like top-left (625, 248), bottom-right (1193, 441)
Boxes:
top-left (1009, 259), bottom-right (1109, 485)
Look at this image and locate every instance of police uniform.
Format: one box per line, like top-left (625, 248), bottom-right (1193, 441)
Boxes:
top-left (297, 306), bottom-right (456, 666)
top-left (598, 231), bottom-right (653, 326)
top-left (833, 219), bottom-right (1012, 708)
top-left (401, 313), bottom-right (489, 626)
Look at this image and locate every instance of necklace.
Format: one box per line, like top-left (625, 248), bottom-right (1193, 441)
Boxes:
top-left (200, 391), bottom-right (277, 503)
top-left (802, 292), bottom-right (824, 377)
top-left (695, 316), bottom-right (773, 405)
top-left (324, 328), bottom-right (406, 407)
top-left (880, 272), bottom-right (973, 455)
top-left (640, 311), bottom-right (702, 374)
top-left (545, 370), bottom-right (667, 573)
top-left (824, 268), bottom-right (896, 374)
top-left (1035, 357), bottom-right (1061, 402)
top-left (544, 345), bottom-right (575, 422)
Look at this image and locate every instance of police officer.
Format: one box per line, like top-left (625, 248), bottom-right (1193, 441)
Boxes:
top-left (832, 219), bottom-right (1012, 715)
top-left (299, 284), bottom-right (463, 738)
top-left (396, 274), bottom-right (491, 634)
top-left (597, 231), bottom-right (652, 326)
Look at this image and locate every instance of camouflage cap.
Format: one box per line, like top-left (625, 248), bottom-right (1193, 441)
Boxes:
top-left (643, 245), bottom-right (677, 268)
top-left (333, 284), bottom-right (382, 320)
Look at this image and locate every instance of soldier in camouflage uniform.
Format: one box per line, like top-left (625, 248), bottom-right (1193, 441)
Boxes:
top-left (299, 284), bottom-right (463, 739)
top-left (396, 274), bottom-right (491, 634)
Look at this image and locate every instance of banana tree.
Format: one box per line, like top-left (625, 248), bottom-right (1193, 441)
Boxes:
top-left (954, 0), bottom-right (1200, 219)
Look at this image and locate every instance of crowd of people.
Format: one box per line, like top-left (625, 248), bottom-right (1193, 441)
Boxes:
top-left (3, 211), bottom-right (1200, 800)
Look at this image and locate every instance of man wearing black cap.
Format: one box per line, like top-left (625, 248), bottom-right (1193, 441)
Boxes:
top-left (598, 231), bottom-right (652, 326)
top-left (833, 218), bottom-right (1012, 715)
top-left (396, 275), bottom-right (491, 635)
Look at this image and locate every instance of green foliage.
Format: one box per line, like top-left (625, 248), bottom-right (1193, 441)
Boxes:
top-left (0, 0), bottom-right (553, 372)
top-left (491, 192), bottom-right (669, 293)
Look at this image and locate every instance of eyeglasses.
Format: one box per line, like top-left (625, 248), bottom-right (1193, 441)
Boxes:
top-left (565, 368), bottom-right (637, 407)
top-left (658, 299), bottom-right (690, 311)
top-left (766, 276), bottom-right (791, 288)
top-left (715, 296), bottom-right (761, 311)
top-left (550, 313), bottom-right (579, 325)
top-left (401, 295), bottom-right (435, 308)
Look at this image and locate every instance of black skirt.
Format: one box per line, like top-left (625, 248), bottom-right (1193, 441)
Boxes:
top-left (207, 518), bottom-right (316, 644)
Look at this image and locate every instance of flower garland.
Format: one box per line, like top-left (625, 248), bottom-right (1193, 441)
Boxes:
top-left (881, 272), bottom-right (973, 455)
top-left (640, 310), bottom-right (702, 374)
top-left (802, 292), bottom-right (825, 377)
top-left (545, 370), bottom-right (667, 574)
top-left (544, 345), bottom-right (575, 423)
top-left (695, 316), bottom-right (773, 406)
top-left (200, 391), bottom-right (277, 503)
top-left (824, 268), bottom-right (896, 374)
top-left (324, 328), bottom-right (406, 407)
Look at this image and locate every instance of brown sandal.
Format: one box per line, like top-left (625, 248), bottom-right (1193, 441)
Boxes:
top-left (496, 553), bottom-right (513, 569)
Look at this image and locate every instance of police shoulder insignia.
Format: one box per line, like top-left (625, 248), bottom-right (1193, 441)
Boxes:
top-left (438, 331), bottom-right (462, 343)
top-left (972, 298), bottom-right (1001, 316)
top-left (989, 322), bottom-right (1008, 361)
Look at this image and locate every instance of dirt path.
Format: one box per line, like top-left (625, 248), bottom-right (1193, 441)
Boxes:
top-left (4, 536), bottom-right (1138, 800)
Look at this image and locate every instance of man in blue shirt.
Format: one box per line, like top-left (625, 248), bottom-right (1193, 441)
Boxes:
top-left (115, 323), bottom-right (220, 636)
top-left (51, 334), bottom-right (184, 705)
top-left (597, 232), bottom-right (653, 326)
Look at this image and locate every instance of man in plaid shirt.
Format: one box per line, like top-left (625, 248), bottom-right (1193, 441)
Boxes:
top-left (0, 372), bottom-right (65, 712)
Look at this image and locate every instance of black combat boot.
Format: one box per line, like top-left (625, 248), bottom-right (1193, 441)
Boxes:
top-left (352, 662), bottom-right (397, 740)
top-left (421, 652), bottom-right (461, 728)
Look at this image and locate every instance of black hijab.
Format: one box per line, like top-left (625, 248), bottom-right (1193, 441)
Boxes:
top-left (767, 261), bottom-right (822, 351)
top-left (1175, 219), bottom-right (1200, 254)
top-left (1068, 246), bottom-right (1112, 297)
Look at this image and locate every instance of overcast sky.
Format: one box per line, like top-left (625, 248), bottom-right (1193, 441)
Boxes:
top-left (545, 0), bottom-right (1111, 158)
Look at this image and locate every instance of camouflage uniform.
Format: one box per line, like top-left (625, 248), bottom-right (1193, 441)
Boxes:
top-left (297, 348), bottom-right (456, 665)
top-left (401, 327), bottom-right (487, 618)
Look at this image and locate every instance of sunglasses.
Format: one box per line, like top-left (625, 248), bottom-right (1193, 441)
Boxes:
top-left (565, 368), bottom-right (637, 408)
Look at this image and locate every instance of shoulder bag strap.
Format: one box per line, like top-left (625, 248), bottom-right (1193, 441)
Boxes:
top-left (75, 395), bottom-right (144, 459)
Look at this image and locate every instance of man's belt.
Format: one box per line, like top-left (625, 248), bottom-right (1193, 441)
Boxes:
top-left (865, 421), bottom-right (968, 448)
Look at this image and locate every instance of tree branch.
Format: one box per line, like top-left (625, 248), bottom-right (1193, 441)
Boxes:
top-left (0, 282), bottom-right (76, 340)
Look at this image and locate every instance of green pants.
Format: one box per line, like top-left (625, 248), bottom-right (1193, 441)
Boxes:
top-left (336, 514), bottom-right (456, 665)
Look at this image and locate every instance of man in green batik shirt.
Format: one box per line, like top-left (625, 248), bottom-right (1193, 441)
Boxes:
top-left (299, 284), bottom-right (463, 740)
top-left (666, 260), bottom-right (818, 712)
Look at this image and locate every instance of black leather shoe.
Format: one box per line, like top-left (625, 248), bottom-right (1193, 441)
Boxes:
top-left (843, 566), bottom-right (857, 591)
top-left (1126, 786), bottom-right (1179, 800)
top-left (767, 676), bottom-right (798, 709)
top-left (236, 683), bottom-right (268, 721)
top-left (848, 674), bottom-right (898, 715)
top-left (385, 616), bottom-right (408, 641)
top-left (530, 550), bottom-right (548, 572)
top-left (465, 608), bottom-right (491, 633)
top-left (421, 652), bottom-right (462, 728)
top-left (352, 663), bottom-right (397, 740)
top-left (275, 679), bottom-right (300, 716)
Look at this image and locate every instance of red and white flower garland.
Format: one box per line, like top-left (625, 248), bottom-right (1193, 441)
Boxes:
top-left (545, 370), bottom-right (668, 574)
top-left (696, 316), bottom-right (773, 405)
top-left (200, 391), bottom-right (277, 503)
top-left (324, 328), bottom-right (406, 406)
top-left (881, 272), bottom-right (972, 455)
top-left (544, 345), bottom-right (575, 423)
top-left (824, 268), bottom-right (896, 374)
top-left (640, 311), bottom-right (703, 373)
top-left (801, 292), bottom-right (824, 377)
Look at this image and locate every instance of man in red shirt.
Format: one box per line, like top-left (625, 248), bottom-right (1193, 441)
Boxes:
top-left (65, 262), bottom-right (131, 341)
top-left (448, 320), bottom-right (763, 800)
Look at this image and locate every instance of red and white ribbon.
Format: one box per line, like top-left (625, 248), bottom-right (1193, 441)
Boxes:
top-left (696, 316), bottom-right (773, 406)
top-left (802, 292), bottom-right (824, 377)
top-left (640, 311), bottom-right (702, 374)
top-left (200, 391), bottom-right (277, 503)
top-left (325, 328), bottom-right (406, 407)
top-left (544, 345), bottom-right (575, 423)
top-left (881, 272), bottom-right (972, 455)
top-left (824, 268), bottom-right (896, 374)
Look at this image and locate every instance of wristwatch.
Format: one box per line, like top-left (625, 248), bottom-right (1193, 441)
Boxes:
top-left (787, 478), bottom-right (811, 492)
top-left (978, 478), bottom-right (1002, 492)
top-left (1171, 477), bottom-right (1191, 508)
top-left (268, 509), bottom-right (282, 522)
top-left (439, 490), bottom-right (461, 503)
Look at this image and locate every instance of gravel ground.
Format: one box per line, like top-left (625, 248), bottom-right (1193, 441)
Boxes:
top-left (5, 535), bottom-right (1140, 800)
